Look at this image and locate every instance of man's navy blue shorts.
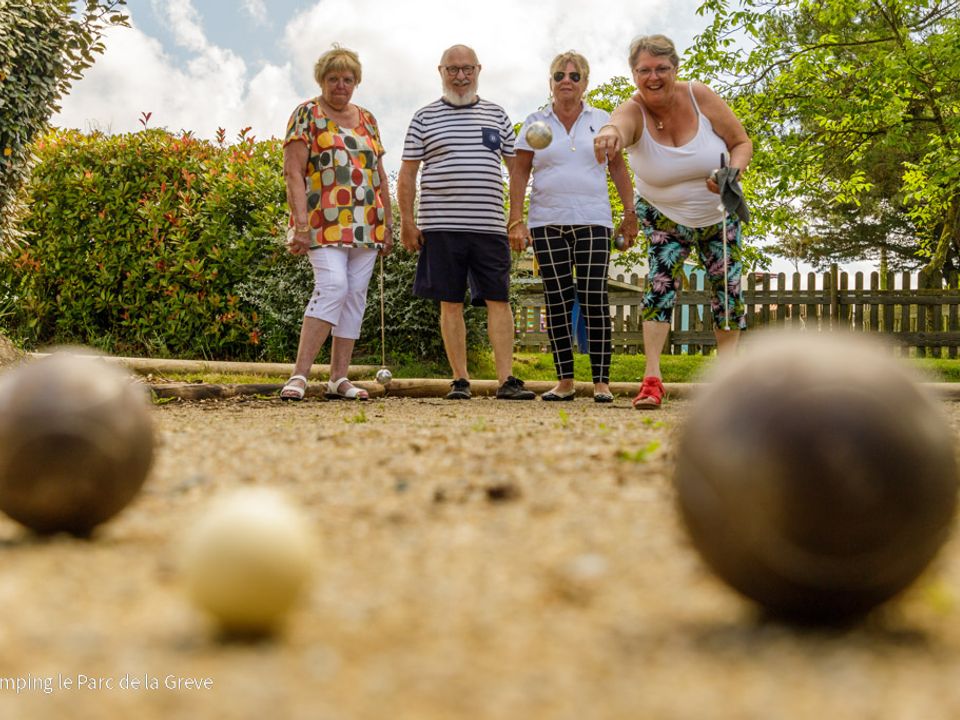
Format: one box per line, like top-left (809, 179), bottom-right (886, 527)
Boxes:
top-left (412, 230), bottom-right (511, 307)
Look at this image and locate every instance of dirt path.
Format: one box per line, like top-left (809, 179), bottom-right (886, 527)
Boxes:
top-left (2, 395), bottom-right (960, 719)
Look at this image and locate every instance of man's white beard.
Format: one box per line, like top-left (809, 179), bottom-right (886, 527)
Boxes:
top-left (443, 84), bottom-right (478, 106)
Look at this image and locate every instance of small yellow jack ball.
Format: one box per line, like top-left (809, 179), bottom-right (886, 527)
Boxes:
top-left (181, 488), bottom-right (315, 635)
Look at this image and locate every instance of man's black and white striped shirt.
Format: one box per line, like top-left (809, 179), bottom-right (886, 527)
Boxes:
top-left (402, 98), bottom-right (516, 233)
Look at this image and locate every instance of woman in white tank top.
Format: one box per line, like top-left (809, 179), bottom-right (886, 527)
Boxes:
top-left (592, 34), bottom-right (753, 409)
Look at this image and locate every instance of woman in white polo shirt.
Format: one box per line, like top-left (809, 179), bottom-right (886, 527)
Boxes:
top-left (508, 51), bottom-right (637, 403)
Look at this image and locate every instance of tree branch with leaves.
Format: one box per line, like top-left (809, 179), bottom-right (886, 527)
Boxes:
top-left (686, 0), bottom-right (960, 281)
top-left (0, 0), bottom-right (129, 253)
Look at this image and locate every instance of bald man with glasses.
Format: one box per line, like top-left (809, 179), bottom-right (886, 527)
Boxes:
top-left (398, 44), bottom-right (535, 401)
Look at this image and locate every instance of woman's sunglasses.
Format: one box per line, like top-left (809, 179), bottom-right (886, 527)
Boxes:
top-left (552, 71), bottom-right (581, 82)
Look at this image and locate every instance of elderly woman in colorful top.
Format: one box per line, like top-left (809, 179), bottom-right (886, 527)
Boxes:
top-left (593, 34), bottom-right (752, 409)
top-left (508, 51), bottom-right (637, 403)
top-left (280, 45), bottom-right (392, 401)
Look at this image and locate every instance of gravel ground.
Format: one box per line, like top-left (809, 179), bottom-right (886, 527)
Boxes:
top-left (2, 392), bottom-right (960, 720)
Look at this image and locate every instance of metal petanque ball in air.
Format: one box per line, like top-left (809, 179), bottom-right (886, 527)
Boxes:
top-left (525, 121), bottom-right (553, 150)
top-left (0, 351), bottom-right (155, 536)
top-left (376, 368), bottom-right (393, 386)
top-left (614, 235), bottom-right (627, 251)
top-left (673, 332), bottom-right (958, 622)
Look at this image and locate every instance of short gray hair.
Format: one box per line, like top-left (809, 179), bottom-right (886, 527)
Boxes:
top-left (628, 34), bottom-right (679, 69)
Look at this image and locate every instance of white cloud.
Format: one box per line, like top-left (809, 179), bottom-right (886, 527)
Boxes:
top-left (242, 0), bottom-right (268, 25)
top-left (54, 0), bottom-right (710, 160)
top-left (283, 0), bottom-right (706, 164)
top-left (54, 18), bottom-right (299, 142)
top-left (156, 0), bottom-right (207, 53)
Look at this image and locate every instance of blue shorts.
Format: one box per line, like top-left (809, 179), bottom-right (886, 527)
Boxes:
top-left (413, 230), bottom-right (511, 307)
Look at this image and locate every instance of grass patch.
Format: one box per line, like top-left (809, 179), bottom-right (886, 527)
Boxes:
top-left (345, 408), bottom-right (368, 424)
top-left (143, 351), bottom-right (960, 385)
top-left (511, 352), bottom-right (709, 383)
top-left (617, 440), bottom-right (662, 463)
top-left (916, 357), bottom-right (960, 382)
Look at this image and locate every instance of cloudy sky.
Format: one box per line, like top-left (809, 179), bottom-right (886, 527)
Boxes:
top-left (54, 0), bottom-right (877, 275)
top-left (54, 0), bottom-right (710, 163)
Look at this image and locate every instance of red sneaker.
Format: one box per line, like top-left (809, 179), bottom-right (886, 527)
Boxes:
top-left (632, 376), bottom-right (665, 409)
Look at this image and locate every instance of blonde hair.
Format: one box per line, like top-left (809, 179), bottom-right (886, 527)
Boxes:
top-left (550, 51), bottom-right (590, 84)
top-left (314, 44), bottom-right (362, 86)
top-left (628, 34), bottom-right (679, 70)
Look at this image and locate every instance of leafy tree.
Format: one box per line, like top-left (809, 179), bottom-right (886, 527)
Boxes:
top-left (685, 0), bottom-right (960, 283)
top-left (0, 0), bottom-right (128, 252)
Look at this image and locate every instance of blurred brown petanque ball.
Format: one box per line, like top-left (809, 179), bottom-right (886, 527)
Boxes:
top-left (674, 331), bottom-right (959, 622)
top-left (0, 351), bottom-right (154, 536)
top-left (180, 487), bottom-right (315, 637)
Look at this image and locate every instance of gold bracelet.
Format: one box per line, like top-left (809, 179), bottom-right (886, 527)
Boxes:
top-left (507, 219), bottom-right (525, 232)
top-left (295, 224), bottom-right (310, 233)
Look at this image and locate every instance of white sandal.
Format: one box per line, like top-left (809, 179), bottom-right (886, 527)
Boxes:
top-left (325, 377), bottom-right (369, 401)
top-left (280, 374), bottom-right (308, 401)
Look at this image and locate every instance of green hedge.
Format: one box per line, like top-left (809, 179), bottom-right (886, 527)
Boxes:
top-left (2, 128), bottom-right (288, 359)
top-left (0, 128), bottom-right (492, 363)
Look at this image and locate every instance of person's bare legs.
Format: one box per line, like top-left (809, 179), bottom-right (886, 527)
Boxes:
top-left (631, 319), bottom-right (672, 408)
top-left (641, 320), bottom-right (670, 379)
top-left (292, 317), bottom-right (333, 378)
top-left (282, 316), bottom-right (333, 396)
top-left (440, 301), bottom-right (469, 379)
top-left (486, 300), bottom-right (515, 384)
top-left (328, 336), bottom-right (355, 380)
top-left (328, 336), bottom-right (367, 397)
top-left (715, 328), bottom-right (741, 357)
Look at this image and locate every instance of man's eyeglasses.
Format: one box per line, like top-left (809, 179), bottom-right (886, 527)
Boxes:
top-left (443, 65), bottom-right (476, 76)
top-left (635, 65), bottom-right (674, 79)
top-left (553, 71), bottom-right (581, 82)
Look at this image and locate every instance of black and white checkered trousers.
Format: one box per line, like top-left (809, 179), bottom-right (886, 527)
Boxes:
top-left (531, 224), bottom-right (612, 384)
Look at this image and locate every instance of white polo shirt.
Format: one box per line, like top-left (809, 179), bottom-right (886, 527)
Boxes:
top-left (515, 103), bottom-right (613, 229)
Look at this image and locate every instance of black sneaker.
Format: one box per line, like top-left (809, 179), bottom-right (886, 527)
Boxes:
top-left (446, 378), bottom-right (472, 400)
top-left (496, 376), bottom-right (535, 400)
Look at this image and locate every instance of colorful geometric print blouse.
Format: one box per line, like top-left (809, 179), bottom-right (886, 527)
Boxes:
top-left (284, 100), bottom-right (387, 249)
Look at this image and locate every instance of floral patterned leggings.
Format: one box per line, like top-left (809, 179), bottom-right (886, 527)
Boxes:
top-left (637, 198), bottom-right (746, 330)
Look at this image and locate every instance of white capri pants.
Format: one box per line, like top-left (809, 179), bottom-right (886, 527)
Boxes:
top-left (304, 246), bottom-right (378, 339)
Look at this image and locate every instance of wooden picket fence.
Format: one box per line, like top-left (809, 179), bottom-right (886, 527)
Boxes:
top-left (515, 266), bottom-right (960, 357)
